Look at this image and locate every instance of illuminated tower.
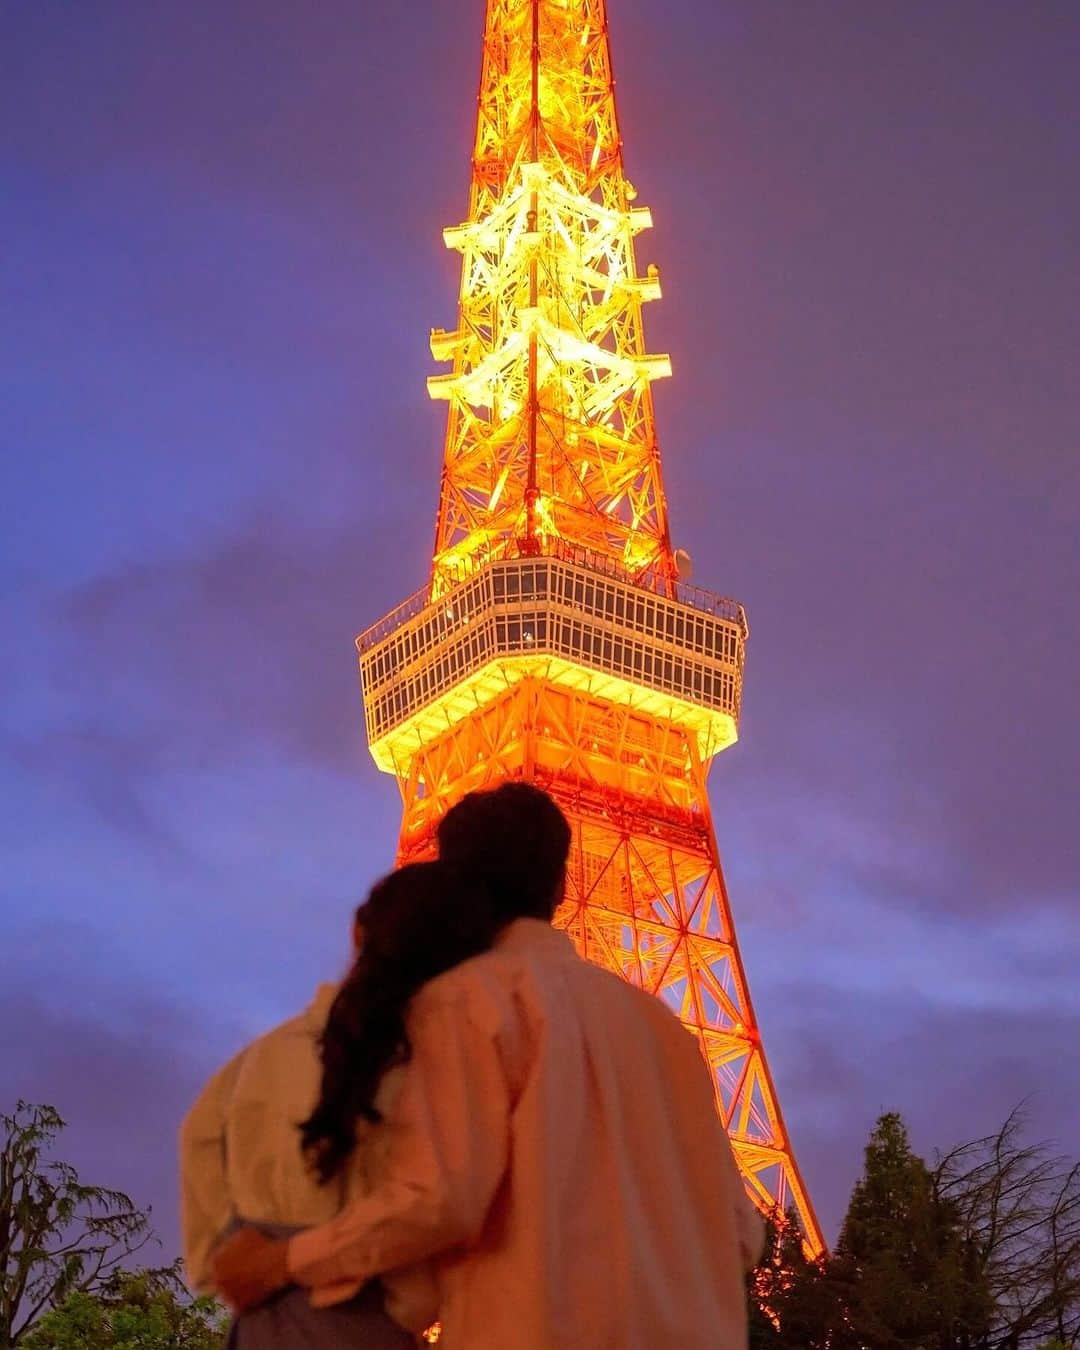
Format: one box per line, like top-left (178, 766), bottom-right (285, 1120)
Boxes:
top-left (357, 0), bottom-right (823, 1251)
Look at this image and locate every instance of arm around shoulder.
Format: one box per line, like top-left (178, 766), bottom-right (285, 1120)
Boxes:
top-left (289, 987), bottom-right (513, 1292)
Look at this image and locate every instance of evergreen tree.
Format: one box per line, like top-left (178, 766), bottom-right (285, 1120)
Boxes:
top-left (749, 1210), bottom-right (841, 1350)
top-left (831, 1112), bottom-right (993, 1349)
top-left (746, 1110), bottom-right (1079, 1349)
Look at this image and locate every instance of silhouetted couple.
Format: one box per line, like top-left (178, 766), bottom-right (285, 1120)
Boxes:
top-left (180, 782), bottom-right (762, 1348)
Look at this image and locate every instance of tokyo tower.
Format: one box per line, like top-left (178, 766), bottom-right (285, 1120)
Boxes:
top-left (357, 0), bottom-right (823, 1251)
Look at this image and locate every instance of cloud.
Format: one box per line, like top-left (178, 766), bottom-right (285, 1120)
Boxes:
top-left (56, 514), bottom-right (424, 777)
top-left (0, 932), bottom-right (246, 1262)
top-left (715, 733), bottom-right (1079, 928)
top-left (4, 510), bottom-right (1073, 1264)
top-left (760, 980), bottom-right (1080, 1240)
top-left (4, 725), bottom-right (194, 861)
top-left (3, 0), bottom-right (1077, 1270)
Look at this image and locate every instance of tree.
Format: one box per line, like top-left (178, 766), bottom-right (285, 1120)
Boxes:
top-left (21, 1266), bottom-right (225, 1350)
top-left (748, 1209), bottom-right (840, 1350)
top-left (747, 1212), bottom-right (788, 1350)
top-left (934, 1106), bottom-right (1080, 1348)
top-left (745, 1110), bottom-right (1080, 1350)
top-left (0, 1103), bottom-right (154, 1347)
top-left (829, 1112), bottom-right (995, 1349)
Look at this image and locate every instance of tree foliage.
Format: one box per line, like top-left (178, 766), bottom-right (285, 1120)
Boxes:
top-left (748, 1209), bottom-right (837, 1350)
top-left (20, 1266), bottom-right (225, 1350)
top-left (749, 1110), bottom-right (1080, 1349)
top-left (830, 1112), bottom-right (995, 1348)
top-left (0, 1103), bottom-right (154, 1347)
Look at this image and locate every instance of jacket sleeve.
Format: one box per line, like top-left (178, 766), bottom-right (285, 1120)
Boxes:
top-left (687, 1032), bottom-right (765, 1272)
top-left (716, 1120), bottom-right (766, 1270)
top-left (178, 1050), bottom-right (245, 1292)
top-left (287, 992), bottom-right (511, 1292)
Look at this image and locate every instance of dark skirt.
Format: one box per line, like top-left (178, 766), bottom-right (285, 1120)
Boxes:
top-left (227, 1279), bottom-right (416, 1350)
top-left (224, 1221), bottom-right (416, 1350)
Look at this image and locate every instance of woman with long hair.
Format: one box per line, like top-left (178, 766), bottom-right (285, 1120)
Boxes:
top-left (210, 784), bottom-right (578, 1341)
top-left (301, 857), bottom-right (503, 1186)
top-left (220, 857), bottom-right (504, 1349)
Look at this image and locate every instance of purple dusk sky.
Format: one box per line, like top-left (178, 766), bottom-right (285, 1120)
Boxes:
top-left (2, 0), bottom-right (1077, 1252)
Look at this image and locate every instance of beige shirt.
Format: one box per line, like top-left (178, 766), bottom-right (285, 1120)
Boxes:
top-left (287, 920), bottom-right (764, 1350)
top-left (178, 983), bottom-right (437, 1332)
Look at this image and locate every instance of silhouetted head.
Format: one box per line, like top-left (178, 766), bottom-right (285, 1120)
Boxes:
top-left (437, 781), bottom-right (572, 923)
top-left (302, 859), bottom-right (500, 1184)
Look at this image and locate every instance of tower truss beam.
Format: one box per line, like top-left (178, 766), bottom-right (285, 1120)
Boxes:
top-left (359, 0), bottom-right (824, 1255)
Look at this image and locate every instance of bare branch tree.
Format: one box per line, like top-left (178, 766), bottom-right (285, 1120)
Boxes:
top-left (934, 1105), bottom-right (1080, 1349)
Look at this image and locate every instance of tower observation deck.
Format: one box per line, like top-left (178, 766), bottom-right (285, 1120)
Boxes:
top-left (356, 0), bottom-right (823, 1252)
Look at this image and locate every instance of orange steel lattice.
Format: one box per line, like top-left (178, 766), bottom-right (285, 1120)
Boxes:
top-left (357, 0), bottom-right (824, 1254)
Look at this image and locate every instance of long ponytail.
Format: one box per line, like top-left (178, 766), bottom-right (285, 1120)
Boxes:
top-left (300, 860), bottom-right (502, 1184)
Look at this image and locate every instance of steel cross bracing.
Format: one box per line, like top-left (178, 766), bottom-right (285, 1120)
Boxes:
top-left (358, 0), bottom-right (824, 1254)
top-left (428, 0), bottom-right (674, 595)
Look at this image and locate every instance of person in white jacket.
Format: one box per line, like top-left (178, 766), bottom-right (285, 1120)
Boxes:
top-left (180, 860), bottom-right (491, 1347)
